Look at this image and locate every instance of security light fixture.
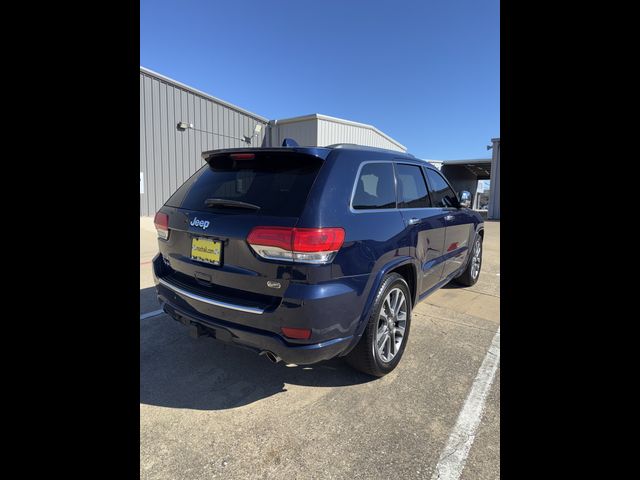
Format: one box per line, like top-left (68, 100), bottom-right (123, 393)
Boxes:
top-left (242, 123), bottom-right (264, 144)
top-left (177, 121), bottom-right (193, 130)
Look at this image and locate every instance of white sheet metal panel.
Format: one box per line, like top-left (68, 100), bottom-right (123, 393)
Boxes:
top-left (271, 119), bottom-right (318, 147)
top-left (316, 116), bottom-right (405, 151)
top-left (140, 68), bottom-right (268, 216)
top-left (270, 114), bottom-right (406, 152)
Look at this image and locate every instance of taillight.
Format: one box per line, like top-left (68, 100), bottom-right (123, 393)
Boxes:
top-left (154, 212), bottom-right (169, 240)
top-left (247, 227), bottom-right (345, 264)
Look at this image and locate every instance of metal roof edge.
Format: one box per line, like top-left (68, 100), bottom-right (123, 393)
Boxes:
top-left (271, 114), bottom-right (319, 125)
top-left (436, 158), bottom-right (493, 164)
top-left (140, 66), bottom-right (269, 123)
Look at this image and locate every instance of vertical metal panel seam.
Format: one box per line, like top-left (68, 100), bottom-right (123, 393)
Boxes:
top-left (187, 93), bottom-right (192, 175)
top-left (142, 73), bottom-right (149, 216)
top-left (165, 82), bottom-right (171, 200)
top-left (160, 80), bottom-right (169, 210)
top-left (140, 73), bottom-right (147, 215)
top-left (166, 82), bottom-right (174, 200)
top-left (153, 79), bottom-right (162, 213)
top-left (146, 75), bottom-right (155, 215)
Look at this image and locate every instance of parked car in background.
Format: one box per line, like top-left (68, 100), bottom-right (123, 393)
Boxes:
top-left (152, 142), bottom-right (484, 376)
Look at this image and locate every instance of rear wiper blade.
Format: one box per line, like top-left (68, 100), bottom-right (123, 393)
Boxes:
top-left (204, 198), bottom-right (261, 210)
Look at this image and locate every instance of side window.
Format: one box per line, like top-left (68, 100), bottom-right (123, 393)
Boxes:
top-left (395, 164), bottom-right (431, 208)
top-left (352, 162), bottom-right (396, 210)
top-left (424, 168), bottom-right (458, 208)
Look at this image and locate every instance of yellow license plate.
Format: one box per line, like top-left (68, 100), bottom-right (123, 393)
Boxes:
top-left (191, 237), bottom-right (222, 265)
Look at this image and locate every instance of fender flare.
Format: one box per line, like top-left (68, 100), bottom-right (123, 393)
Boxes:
top-left (461, 224), bottom-right (484, 272)
top-left (340, 256), bottom-right (417, 356)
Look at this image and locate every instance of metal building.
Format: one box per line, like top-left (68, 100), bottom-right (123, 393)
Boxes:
top-left (487, 137), bottom-right (500, 220)
top-left (140, 67), bottom-right (269, 216)
top-left (435, 137), bottom-right (501, 220)
top-left (140, 66), bottom-right (499, 220)
top-left (266, 114), bottom-right (406, 152)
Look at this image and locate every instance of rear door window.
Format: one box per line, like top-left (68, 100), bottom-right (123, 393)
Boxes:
top-left (424, 168), bottom-right (458, 208)
top-left (395, 163), bottom-right (431, 208)
top-left (352, 162), bottom-right (396, 210)
top-left (165, 152), bottom-right (323, 217)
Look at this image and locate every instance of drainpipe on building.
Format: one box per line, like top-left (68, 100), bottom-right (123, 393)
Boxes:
top-left (266, 120), bottom-right (278, 148)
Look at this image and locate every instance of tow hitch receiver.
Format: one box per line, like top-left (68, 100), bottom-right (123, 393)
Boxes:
top-left (188, 323), bottom-right (205, 339)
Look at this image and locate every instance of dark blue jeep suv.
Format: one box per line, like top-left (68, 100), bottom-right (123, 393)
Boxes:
top-left (152, 143), bottom-right (484, 376)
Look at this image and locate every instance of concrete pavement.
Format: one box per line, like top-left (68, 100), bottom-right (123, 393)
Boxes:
top-left (140, 219), bottom-right (500, 479)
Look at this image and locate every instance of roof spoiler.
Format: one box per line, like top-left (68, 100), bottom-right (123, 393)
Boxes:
top-left (201, 145), bottom-right (332, 163)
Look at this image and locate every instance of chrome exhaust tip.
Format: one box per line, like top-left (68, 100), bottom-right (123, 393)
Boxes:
top-left (260, 351), bottom-right (281, 364)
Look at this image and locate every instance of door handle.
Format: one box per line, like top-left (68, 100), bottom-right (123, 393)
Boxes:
top-left (444, 215), bottom-right (455, 222)
top-left (408, 217), bottom-right (421, 225)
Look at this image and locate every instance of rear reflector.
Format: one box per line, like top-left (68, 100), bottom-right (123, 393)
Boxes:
top-left (230, 153), bottom-right (255, 160)
top-left (281, 327), bottom-right (312, 340)
top-left (154, 212), bottom-right (170, 240)
top-left (247, 227), bottom-right (345, 264)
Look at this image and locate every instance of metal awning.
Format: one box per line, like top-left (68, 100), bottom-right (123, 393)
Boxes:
top-left (440, 158), bottom-right (492, 180)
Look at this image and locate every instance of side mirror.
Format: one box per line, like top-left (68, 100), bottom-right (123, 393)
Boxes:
top-left (458, 190), bottom-right (472, 208)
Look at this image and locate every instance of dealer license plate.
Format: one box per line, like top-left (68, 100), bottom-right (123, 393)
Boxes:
top-left (191, 237), bottom-right (222, 265)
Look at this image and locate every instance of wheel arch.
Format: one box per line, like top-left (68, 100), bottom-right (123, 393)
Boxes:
top-left (339, 256), bottom-right (417, 357)
top-left (463, 225), bottom-right (484, 271)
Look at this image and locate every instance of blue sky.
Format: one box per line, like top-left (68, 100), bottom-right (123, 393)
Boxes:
top-left (141, 0), bottom-right (499, 160)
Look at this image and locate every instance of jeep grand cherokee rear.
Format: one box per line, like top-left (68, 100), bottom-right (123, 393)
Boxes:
top-left (152, 147), bottom-right (362, 366)
top-left (153, 144), bottom-right (484, 376)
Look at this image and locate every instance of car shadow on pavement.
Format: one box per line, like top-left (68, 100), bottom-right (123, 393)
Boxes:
top-left (140, 287), bottom-right (375, 411)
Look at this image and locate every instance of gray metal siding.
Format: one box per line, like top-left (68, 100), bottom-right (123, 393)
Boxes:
top-left (488, 138), bottom-right (500, 220)
top-left (140, 69), bottom-right (268, 216)
top-left (270, 120), bottom-right (318, 147)
top-left (268, 116), bottom-right (406, 152)
top-left (317, 119), bottom-right (405, 151)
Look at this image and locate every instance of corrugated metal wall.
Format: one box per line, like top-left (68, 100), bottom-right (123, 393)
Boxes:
top-left (488, 138), bottom-right (500, 220)
top-left (269, 119), bottom-right (318, 147)
top-left (140, 68), bottom-right (268, 216)
top-left (268, 115), bottom-right (406, 152)
top-left (316, 118), bottom-right (405, 152)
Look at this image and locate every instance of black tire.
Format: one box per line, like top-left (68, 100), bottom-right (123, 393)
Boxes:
top-left (345, 273), bottom-right (412, 377)
top-left (455, 234), bottom-right (483, 287)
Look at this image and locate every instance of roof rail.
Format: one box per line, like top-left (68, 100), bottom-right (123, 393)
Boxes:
top-left (326, 143), bottom-right (414, 156)
top-left (326, 143), bottom-right (360, 148)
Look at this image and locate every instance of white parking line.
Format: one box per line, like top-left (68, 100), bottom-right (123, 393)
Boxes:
top-left (140, 309), bottom-right (164, 320)
top-left (431, 326), bottom-right (500, 480)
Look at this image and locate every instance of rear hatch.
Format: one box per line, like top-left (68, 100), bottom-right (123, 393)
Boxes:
top-left (155, 149), bottom-right (327, 313)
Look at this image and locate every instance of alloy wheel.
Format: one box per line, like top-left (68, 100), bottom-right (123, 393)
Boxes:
top-left (375, 287), bottom-right (407, 362)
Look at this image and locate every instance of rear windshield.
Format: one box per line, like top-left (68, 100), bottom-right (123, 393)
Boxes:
top-left (165, 152), bottom-right (323, 217)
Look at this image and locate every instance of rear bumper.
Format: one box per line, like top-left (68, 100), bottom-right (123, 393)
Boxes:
top-left (158, 300), bottom-right (353, 365)
top-left (152, 254), bottom-right (367, 365)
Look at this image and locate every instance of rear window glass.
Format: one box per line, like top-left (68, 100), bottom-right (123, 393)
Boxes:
top-left (352, 162), bottom-right (396, 210)
top-left (165, 153), bottom-right (323, 217)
